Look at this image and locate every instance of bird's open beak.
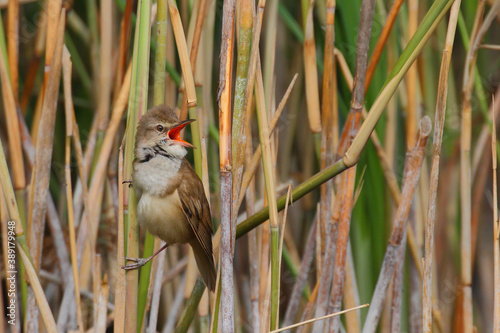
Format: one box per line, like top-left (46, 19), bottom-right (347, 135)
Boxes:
top-left (166, 119), bottom-right (196, 149)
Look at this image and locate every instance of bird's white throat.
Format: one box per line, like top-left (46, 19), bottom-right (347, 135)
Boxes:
top-left (133, 152), bottom-right (184, 197)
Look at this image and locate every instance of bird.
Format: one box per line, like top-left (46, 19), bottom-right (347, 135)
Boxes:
top-left (121, 105), bottom-right (216, 291)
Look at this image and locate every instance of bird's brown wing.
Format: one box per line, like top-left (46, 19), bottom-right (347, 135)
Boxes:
top-left (177, 160), bottom-right (214, 261)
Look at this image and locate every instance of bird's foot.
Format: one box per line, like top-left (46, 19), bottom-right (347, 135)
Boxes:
top-left (121, 257), bottom-right (148, 270)
top-left (122, 179), bottom-right (133, 188)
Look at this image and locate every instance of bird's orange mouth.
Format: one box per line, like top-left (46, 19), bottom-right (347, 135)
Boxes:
top-left (167, 119), bottom-right (196, 149)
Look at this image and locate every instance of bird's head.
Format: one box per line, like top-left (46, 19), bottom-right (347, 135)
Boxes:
top-left (135, 105), bottom-right (196, 159)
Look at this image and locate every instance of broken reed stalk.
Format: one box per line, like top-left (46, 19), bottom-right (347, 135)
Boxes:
top-left (123, 0), bottom-right (152, 331)
top-left (422, 0), bottom-right (461, 330)
top-left (362, 116), bottom-right (432, 332)
top-left (26, 10), bottom-right (65, 331)
top-left (168, 0), bottom-right (197, 107)
top-left (302, 0), bottom-right (321, 133)
top-left (255, 62), bottom-right (281, 331)
top-left (325, 1), bottom-right (375, 331)
top-left (61, 47), bottom-right (84, 333)
top-left (218, 0), bottom-right (236, 331)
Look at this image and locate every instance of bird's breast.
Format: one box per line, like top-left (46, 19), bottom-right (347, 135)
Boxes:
top-left (133, 155), bottom-right (182, 197)
top-left (137, 191), bottom-right (194, 245)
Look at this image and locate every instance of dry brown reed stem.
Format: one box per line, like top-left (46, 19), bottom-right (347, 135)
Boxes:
top-left (115, 0), bottom-right (134, 95)
top-left (313, 175), bottom-right (344, 332)
top-left (178, 0), bottom-right (208, 122)
top-left (114, 146), bottom-right (126, 333)
top-left (364, 0), bottom-right (404, 92)
top-left (343, 243), bottom-right (361, 332)
top-left (491, 103), bottom-right (500, 332)
top-left (390, 230), bottom-right (407, 332)
top-left (237, 74), bottom-right (298, 209)
top-left (326, 1), bottom-right (375, 331)
top-left (319, 0), bottom-right (337, 305)
top-left (26, 9), bottom-right (65, 330)
top-left (303, 0), bottom-right (321, 133)
top-left (282, 219), bottom-right (317, 327)
top-left (218, 0), bottom-right (236, 331)
top-left (7, 0), bottom-right (18, 100)
top-left (263, 0), bottom-right (278, 110)
top-left (97, 0), bottom-right (113, 131)
top-left (0, 31), bottom-right (24, 191)
top-left (460, 0), bottom-right (492, 329)
top-left (168, 0), bottom-right (197, 107)
top-left (422, 0), bottom-right (461, 329)
top-left (405, 0), bottom-right (419, 149)
top-left (30, 0), bottom-right (62, 141)
top-left (362, 116), bottom-right (431, 332)
top-left (62, 47), bottom-right (84, 333)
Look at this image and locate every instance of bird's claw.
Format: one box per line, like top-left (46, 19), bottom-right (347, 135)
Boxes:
top-left (121, 257), bottom-right (147, 270)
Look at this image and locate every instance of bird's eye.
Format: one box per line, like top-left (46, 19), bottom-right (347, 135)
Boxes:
top-left (156, 125), bottom-right (164, 132)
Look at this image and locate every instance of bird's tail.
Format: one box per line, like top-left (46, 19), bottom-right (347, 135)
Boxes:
top-left (190, 240), bottom-right (217, 291)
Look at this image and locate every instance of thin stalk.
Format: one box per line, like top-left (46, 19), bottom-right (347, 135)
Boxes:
top-left (282, 219), bottom-right (317, 327)
top-left (255, 62), bottom-right (280, 331)
top-left (7, 0), bottom-right (18, 100)
top-left (405, 0), bottom-right (419, 149)
top-left (62, 47), bottom-right (84, 333)
top-left (218, 0), bottom-right (236, 332)
top-left (316, 2), bottom-right (337, 321)
top-left (422, 0), bottom-right (461, 330)
top-left (115, 147), bottom-right (126, 333)
top-left (493, 98), bottom-right (500, 332)
top-left (302, 0), bottom-right (321, 133)
top-left (168, 0), bottom-right (197, 107)
top-left (362, 117), bottom-right (432, 332)
top-left (123, 0), bottom-right (152, 332)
